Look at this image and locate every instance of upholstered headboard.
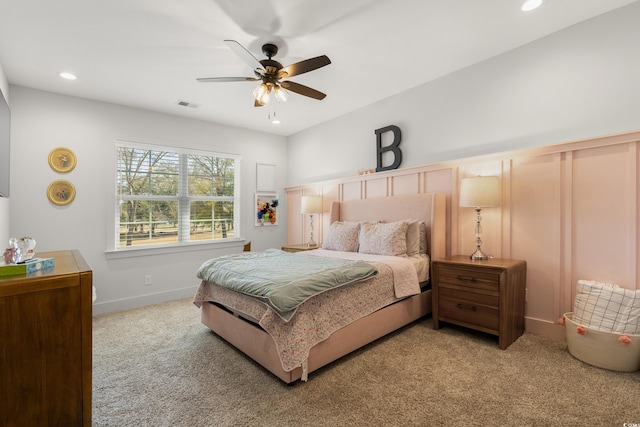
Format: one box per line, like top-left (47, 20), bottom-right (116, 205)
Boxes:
top-left (328, 193), bottom-right (446, 261)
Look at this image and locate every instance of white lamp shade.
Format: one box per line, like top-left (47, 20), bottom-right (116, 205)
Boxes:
top-left (301, 195), bottom-right (322, 214)
top-left (459, 176), bottom-right (500, 207)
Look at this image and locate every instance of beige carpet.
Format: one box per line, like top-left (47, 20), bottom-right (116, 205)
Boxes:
top-left (92, 298), bottom-right (640, 427)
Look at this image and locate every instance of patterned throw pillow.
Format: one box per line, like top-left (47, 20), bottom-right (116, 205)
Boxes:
top-left (406, 219), bottom-right (420, 256)
top-left (418, 221), bottom-right (427, 254)
top-left (358, 220), bottom-right (409, 257)
top-left (573, 279), bottom-right (640, 334)
top-left (321, 221), bottom-right (361, 252)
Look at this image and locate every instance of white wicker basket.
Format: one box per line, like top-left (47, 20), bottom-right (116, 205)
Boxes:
top-left (564, 312), bottom-right (640, 372)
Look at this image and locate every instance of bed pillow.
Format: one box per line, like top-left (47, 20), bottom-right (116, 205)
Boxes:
top-left (321, 221), bottom-right (361, 252)
top-left (406, 219), bottom-right (420, 256)
top-left (573, 279), bottom-right (640, 334)
top-left (358, 220), bottom-right (409, 257)
top-left (419, 221), bottom-right (427, 254)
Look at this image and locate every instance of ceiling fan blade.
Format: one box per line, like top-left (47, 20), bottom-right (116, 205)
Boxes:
top-left (280, 81), bottom-right (326, 100)
top-left (197, 77), bottom-right (260, 83)
top-left (224, 39), bottom-right (265, 73)
top-left (279, 55), bottom-right (331, 79)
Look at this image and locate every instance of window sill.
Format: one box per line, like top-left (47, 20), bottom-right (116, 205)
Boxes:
top-left (105, 239), bottom-right (247, 259)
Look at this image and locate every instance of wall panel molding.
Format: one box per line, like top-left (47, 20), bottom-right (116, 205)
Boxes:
top-left (286, 130), bottom-right (640, 339)
top-left (560, 151), bottom-right (573, 323)
top-left (629, 142), bottom-right (639, 290)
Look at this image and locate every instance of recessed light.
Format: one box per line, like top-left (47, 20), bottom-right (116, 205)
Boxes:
top-left (59, 72), bottom-right (77, 80)
top-left (522, 0), bottom-right (542, 11)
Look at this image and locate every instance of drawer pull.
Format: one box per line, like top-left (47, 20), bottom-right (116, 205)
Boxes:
top-left (455, 303), bottom-right (477, 311)
top-left (456, 275), bottom-right (477, 282)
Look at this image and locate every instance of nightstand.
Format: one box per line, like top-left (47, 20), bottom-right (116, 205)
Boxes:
top-left (281, 244), bottom-right (319, 253)
top-left (432, 256), bottom-right (527, 349)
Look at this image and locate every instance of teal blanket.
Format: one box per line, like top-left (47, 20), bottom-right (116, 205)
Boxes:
top-left (196, 249), bottom-right (378, 321)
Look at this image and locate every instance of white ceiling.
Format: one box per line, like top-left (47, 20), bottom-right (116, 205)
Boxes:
top-left (0, 0), bottom-right (637, 136)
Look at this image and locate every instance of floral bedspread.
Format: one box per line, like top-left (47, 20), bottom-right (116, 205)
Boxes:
top-left (195, 249), bottom-right (378, 321)
top-left (193, 251), bottom-right (421, 378)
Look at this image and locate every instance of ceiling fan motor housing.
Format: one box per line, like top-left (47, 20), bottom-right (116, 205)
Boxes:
top-left (256, 60), bottom-right (284, 78)
top-left (261, 43), bottom-right (278, 58)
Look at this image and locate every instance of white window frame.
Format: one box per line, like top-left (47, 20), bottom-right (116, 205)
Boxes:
top-left (110, 141), bottom-right (242, 254)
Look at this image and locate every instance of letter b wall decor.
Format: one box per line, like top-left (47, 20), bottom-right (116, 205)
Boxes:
top-left (375, 125), bottom-right (402, 172)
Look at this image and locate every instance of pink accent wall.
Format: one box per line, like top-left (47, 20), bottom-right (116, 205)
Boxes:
top-left (286, 130), bottom-right (640, 339)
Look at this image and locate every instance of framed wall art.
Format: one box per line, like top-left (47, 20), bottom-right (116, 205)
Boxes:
top-left (255, 193), bottom-right (278, 226)
top-left (256, 163), bottom-right (276, 192)
top-left (48, 147), bottom-right (77, 173)
top-left (47, 180), bottom-right (76, 206)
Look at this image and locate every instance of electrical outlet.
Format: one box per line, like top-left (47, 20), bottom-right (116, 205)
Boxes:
top-left (144, 275), bottom-right (152, 285)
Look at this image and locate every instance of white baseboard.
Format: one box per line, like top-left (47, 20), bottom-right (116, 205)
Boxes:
top-left (92, 285), bottom-right (198, 316)
top-left (525, 316), bottom-right (567, 342)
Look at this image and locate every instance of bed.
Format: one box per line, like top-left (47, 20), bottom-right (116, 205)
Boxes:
top-left (193, 192), bottom-right (446, 383)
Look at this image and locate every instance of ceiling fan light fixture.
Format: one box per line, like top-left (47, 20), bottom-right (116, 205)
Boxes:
top-left (274, 85), bottom-right (287, 103)
top-left (253, 83), bottom-right (270, 105)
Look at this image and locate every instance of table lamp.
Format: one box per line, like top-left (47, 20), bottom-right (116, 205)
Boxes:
top-left (459, 176), bottom-right (500, 260)
top-left (301, 195), bottom-right (322, 248)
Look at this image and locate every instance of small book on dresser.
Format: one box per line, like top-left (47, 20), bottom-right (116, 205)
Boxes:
top-left (0, 257), bottom-right (55, 276)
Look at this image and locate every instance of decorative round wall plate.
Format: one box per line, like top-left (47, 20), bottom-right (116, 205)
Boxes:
top-left (48, 147), bottom-right (77, 173)
top-left (47, 180), bottom-right (76, 206)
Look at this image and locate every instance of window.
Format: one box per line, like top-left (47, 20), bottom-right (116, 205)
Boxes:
top-left (115, 142), bottom-right (241, 249)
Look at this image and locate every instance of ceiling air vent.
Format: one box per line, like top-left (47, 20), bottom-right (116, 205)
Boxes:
top-left (176, 100), bottom-right (200, 109)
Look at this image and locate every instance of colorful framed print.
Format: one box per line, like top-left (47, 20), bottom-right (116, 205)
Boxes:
top-left (256, 193), bottom-right (278, 226)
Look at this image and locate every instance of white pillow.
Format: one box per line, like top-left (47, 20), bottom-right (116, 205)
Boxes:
top-left (358, 220), bottom-right (409, 257)
top-left (321, 221), bottom-right (361, 252)
top-left (573, 279), bottom-right (640, 334)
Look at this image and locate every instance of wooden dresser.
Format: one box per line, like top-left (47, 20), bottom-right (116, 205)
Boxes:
top-left (0, 250), bottom-right (92, 427)
top-left (432, 256), bottom-right (527, 349)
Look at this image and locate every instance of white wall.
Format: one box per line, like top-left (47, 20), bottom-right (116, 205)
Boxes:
top-left (8, 85), bottom-right (288, 314)
top-left (287, 2), bottom-right (640, 185)
top-left (0, 62), bottom-right (9, 249)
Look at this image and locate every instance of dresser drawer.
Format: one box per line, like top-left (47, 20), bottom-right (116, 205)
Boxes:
top-left (438, 289), bottom-right (499, 332)
top-left (437, 266), bottom-right (500, 292)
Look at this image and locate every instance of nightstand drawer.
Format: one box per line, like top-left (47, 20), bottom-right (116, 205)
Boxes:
top-left (439, 286), bottom-right (499, 308)
top-left (437, 266), bottom-right (500, 292)
top-left (439, 292), bottom-right (499, 331)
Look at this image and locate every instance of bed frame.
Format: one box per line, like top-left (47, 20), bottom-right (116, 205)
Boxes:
top-left (200, 192), bottom-right (447, 383)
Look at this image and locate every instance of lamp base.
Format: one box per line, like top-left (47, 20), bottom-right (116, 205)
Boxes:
top-left (469, 247), bottom-right (489, 261)
top-left (307, 213), bottom-right (318, 248)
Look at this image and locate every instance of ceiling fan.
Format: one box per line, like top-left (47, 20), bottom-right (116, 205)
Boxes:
top-left (197, 40), bottom-right (331, 107)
